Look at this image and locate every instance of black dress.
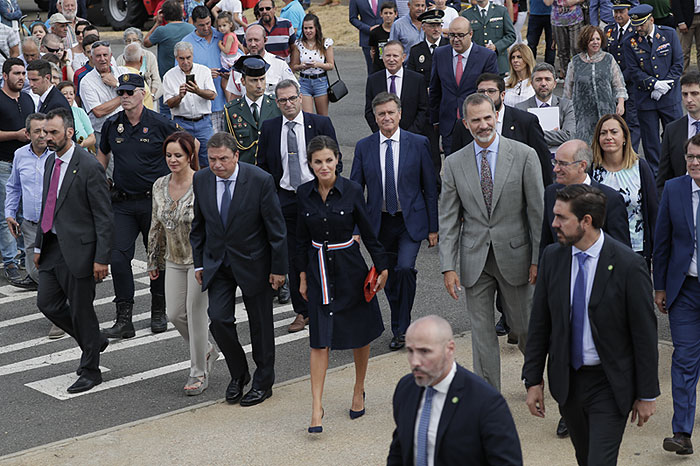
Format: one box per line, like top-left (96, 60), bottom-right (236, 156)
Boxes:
top-left (296, 176), bottom-right (388, 350)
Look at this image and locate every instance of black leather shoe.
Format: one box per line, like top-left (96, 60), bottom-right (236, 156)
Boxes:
top-left (389, 335), bottom-right (405, 351)
top-left (278, 279), bottom-right (290, 304)
top-left (556, 417), bottom-right (569, 438)
top-left (9, 275), bottom-right (38, 290)
top-left (67, 374), bottom-right (102, 393)
top-left (77, 338), bottom-right (109, 376)
top-left (225, 373), bottom-right (251, 404)
top-left (663, 433), bottom-right (693, 455)
top-left (495, 315), bottom-right (510, 336)
top-left (240, 387), bottom-right (272, 406)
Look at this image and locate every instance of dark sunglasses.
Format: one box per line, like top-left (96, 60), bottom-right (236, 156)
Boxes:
top-left (259, 6), bottom-right (273, 10)
top-left (117, 89), bottom-right (135, 96)
top-left (92, 40), bottom-right (110, 48)
top-left (44, 46), bottom-right (60, 53)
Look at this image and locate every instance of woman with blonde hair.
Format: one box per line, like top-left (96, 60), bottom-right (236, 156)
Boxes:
top-left (504, 43), bottom-right (536, 106)
top-left (591, 114), bottom-right (657, 268)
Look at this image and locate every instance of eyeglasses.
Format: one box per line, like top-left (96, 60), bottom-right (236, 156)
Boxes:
top-left (551, 159), bottom-right (584, 167)
top-left (477, 88), bottom-right (500, 95)
top-left (277, 94), bottom-right (299, 105)
top-left (448, 32), bottom-right (471, 39)
top-left (259, 6), bottom-right (273, 10)
top-left (117, 89), bottom-right (136, 96)
top-left (685, 154), bottom-right (700, 162)
top-left (44, 46), bottom-right (60, 53)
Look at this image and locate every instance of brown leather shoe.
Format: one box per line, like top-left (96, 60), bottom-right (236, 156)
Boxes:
top-left (288, 314), bottom-right (309, 333)
top-left (663, 433), bottom-right (693, 455)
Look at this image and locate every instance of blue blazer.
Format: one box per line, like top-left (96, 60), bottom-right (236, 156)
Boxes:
top-left (653, 175), bottom-right (698, 309)
top-left (387, 364), bottom-right (523, 466)
top-left (350, 130), bottom-right (438, 242)
top-left (429, 44), bottom-right (498, 138)
top-left (349, 0), bottom-right (382, 47)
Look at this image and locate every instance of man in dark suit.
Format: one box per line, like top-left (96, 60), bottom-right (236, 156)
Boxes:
top-left (26, 59), bottom-right (71, 114)
top-left (35, 108), bottom-right (113, 393)
top-left (257, 79), bottom-right (339, 334)
top-left (541, 140), bottom-right (631, 258)
top-left (406, 10), bottom-right (450, 89)
top-left (430, 17), bottom-right (498, 155)
top-left (365, 40), bottom-right (428, 136)
top-left (351, 92), bottom-right (438, 351)
top-left (451, 73), bottom-right (553, 187)
top-left (523, 184), bottom-right (660, 466)
top-left (349, 0), bottom-right (383, 74)
top-left (654, 134), bottom-right (700, 456)
top-left (190, 132), bottom-right (287, 407)
top-left (388, 315), bottom-right (523, 466)
top-left (658, 71), bottom-right (700, 195)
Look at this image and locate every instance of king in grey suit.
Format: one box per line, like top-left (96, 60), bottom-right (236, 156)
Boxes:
top-left (35, 108), bottom-right (113, 394)
top-left (190, 132), bottom-right (287, 407)
top-left (439, 93), bottom-right (544, 391)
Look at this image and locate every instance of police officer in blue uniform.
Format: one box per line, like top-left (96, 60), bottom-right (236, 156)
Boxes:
top-left (605, 0), bottom-right (641, 151)
top-left (623, 3), bottom-right (683, 174)
top-left (97, 73), bottom-right (180, 339)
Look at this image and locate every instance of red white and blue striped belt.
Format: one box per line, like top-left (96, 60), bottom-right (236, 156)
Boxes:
top-left (311, 238), bottom-right (355, 305)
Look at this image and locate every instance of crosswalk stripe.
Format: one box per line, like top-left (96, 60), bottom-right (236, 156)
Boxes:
top-left (25, 318), bottom-right (308, 400)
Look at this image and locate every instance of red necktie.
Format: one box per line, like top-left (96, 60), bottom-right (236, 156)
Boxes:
top-left (456, 54), bottom-right (463, 86)
top-left (41, 158), bottom-right (63, 233)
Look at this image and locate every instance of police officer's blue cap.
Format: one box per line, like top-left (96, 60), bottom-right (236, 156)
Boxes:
top-left (418, 9), bottom-right (444, 23)
top-left (116, 73), bottom-right (145, 91)
top-left (611, 0), bottom-right (633, 11)
top-left (629, 4), bottom-right (653, 26)
top-left (233, 55), bottom-right (270, 77)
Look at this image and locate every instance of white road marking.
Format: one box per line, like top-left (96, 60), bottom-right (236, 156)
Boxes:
top-left (25, 318), bottom-right (307, 400)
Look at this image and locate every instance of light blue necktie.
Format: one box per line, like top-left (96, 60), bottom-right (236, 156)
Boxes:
top-left (384, 140), bottom-right (398, 215)
top-left (571, 252), bottom-right (589, 370)
top-left (220, 179), bottom-right (232, 225)
top-left (416, 386), bottom-right (436, 466)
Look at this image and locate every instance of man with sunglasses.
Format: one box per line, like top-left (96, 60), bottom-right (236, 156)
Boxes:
top-left (254, 0), bottom-right (296, 63)
top-left (257, 79), bottom-right (339, 333)
top-left (97, 73), bottom-right (179, 340)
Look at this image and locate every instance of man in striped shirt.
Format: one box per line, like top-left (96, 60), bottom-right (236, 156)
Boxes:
top-left (254, 0), bottom-right (296, 62)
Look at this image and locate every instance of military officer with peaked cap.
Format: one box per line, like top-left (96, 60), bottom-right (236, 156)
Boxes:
top-left (407, 9), bottom-right (449, 89)
top-left (623, 3), bottom-right (683, 174)
top-left (605, 0), bottom-right (642, 151)
top-left (224, 55), bottom-right (281, 165)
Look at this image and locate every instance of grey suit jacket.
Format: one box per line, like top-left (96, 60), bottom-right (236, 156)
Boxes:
top-left (516, 95), bottom-right (576, 148)
top-left (439, 136), bottom-right (544, 287)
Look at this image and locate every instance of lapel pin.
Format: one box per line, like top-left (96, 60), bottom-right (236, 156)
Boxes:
top-left (308, 125), bottom-right (312, 129)
top-left (451, 396), bottom-right (459, 404)
top-left (510, 125), bottom-right (515, 131)
top-left (608, 265), bottom-right (613, 271)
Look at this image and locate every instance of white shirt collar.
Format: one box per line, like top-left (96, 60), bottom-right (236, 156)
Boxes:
top-left (386, 67), bottom-right (404, 79)
top-left (215, 163), bottom-right (240, 182)
top-left (535, 95), bottom-right (553, 107)
top-left (583, 173), bottom-right (591, 185)
top-left (620, 19), bottom-right (631, 33)
top-left (431, 361), bottom-right (457, 394)
top-left (379, 127), bottom-right (401, 144)
top-left (453, 43), bottom-right (472, 58)
top-left (572, 230), bottom-right (604, 258)
top-left (478, 2), bottom-right (490, 14)
top-left (283, 110), bottom-right (304, 126)
top-left (245, 94), bottom-right (265, 110)
top-left (647, 25), bottom-right (656, 41)
top-left (426, 37), bottom-right (440, 47)
top-left (55, 142), bottom-right (75, 163)
top-left (692, 178), bottom-right (700, 193)
top-left (39, 85), bottom-right (54, 102)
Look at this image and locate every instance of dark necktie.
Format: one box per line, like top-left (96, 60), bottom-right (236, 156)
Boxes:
top-left (540, 102), bottom-right (550, 108)
top-left (220, 179), bottom-right (232, 225)
top-left (415, 386), bottom-right (436, 466)
top-left (480, 150), bottom-right (493, 216)
top-left (251, 102), bottom-right (259, 123)
top-left (389, 74), bottom-right (397, 95)
top-left (647, 36), bottom-right (653, 48)
top-left (481, 8), bottom-right (487, 20)
top-left (286, 121), bottom-right (302, 190)
top-left (571, 252), bottom-right (589, 370)
top-left (618, 27), bottom-right (624, 43)
top-left (384, 140), bottom-right (398, 214)
top-left (41, 158), bottom-right (63, 233)
top-left (693, 120), bottom-right (700, 136)
top-left (430, 43), bottom-right (436, 54)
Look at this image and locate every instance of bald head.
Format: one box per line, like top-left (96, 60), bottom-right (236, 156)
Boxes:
top-left (406, 315), bottom-right (455, 387)
top-left (245, 24), bottom-right (267, 55)
top-left (449, 17), bottom-right (472, 53)
top-left (553, 139), bottom-right (592, 185)
top-left (407, 315), bottom-right (454, 343)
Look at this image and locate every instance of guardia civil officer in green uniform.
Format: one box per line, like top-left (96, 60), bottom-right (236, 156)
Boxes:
top-left (223, 55), bottom-right (281, 165)
top-left (97, 73), bottom-right (179, 339)
top-left (461, 0), bottom-right (516, 76)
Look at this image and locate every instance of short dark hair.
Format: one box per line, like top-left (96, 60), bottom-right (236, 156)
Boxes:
top-left (161, 0), bottom-right (183, 21)
top-left (372, 91), bottom-right (401, 112)
top-left (82, 33), bottom-right (99, 50)
top-left (75, 20), bottom-right (91, 32)
top-left (207, 132), bottom-right (239, 154)
top-left (57, 80), bottom-right (75, 92)
top-left (26, 59), bottom-right (52, 78)
top-left (577, 25), bottom-right (607, 53)
top-left (2, 57), bottom-right (24, 75)
top-left (191, 5), bottom-right (212, 22)
top-left (41, 53), bottom-right (60, 66)
top-left (46, 107), bottom-right (74, 131)
top-left (25, 112), bottom-right (45, 131)
top-left (680, 70), bottom-right (700, 87)
top-left (684, 133), bottom-right (700, 153)
top-left (380, 1), bottom-right (397, 12)
top-left (476, 73), bottom-right (505, 93)
top-left (555, 184), bottom-right (607, 229)
top-left (306, 135), bottom-right (339, 167)
top-left (83, 25), bottom-right (99, 37)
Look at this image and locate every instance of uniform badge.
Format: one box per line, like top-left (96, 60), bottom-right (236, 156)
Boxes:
top-left (117, 123), bottom-right (124, 133)
top-left (655, 32), bottom-right (660, 39)
top-left (143, 127), bottom-right (148, 133)
top-left (116, 137), bottom-right (124, 143)
top-left (238, 117), bottom-right (242, 122)
top-left (233, 113), bottom-right (238, 119)
top-left (123, 74), bottom-right (129, 82)
top-left (419, 54), bottom-right (425, 64)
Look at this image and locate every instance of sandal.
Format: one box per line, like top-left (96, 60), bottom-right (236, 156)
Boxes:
top-left (184, 375), bottom-right (208, 396)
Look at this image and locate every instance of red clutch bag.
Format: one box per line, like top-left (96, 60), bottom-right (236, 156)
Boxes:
top-left (364, 266), bottom-right (378, 303)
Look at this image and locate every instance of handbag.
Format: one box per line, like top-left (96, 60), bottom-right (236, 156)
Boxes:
top-left (327, 61), bottom-right (348, 103)
top-left (363, 266), bottom-right (378, 303)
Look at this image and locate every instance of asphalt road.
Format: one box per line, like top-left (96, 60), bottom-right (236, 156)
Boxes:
top-left (0, 1), bottom-right (672, 457)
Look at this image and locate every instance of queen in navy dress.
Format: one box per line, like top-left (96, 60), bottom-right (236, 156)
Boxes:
top-left (296, 135), bottom-right (389, 434)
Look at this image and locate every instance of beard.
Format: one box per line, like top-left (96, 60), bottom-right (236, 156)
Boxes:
top-left (471, 127), bottom-right (495, 144)
top-left (63, 11), bottom-right (76, 20)
top-left (555, 225), bottom-right (585, 246)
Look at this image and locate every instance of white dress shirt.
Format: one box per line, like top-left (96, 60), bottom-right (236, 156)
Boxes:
top-left (617, 20), bottom-right (630, 38)
top-left (452, 44), bottom-right (472, 77)
top-left (162, 62), bottom-right (216, 118)
top-left (35, 144), bottom-right (75, 250)
top-left (689, 181), bottom-right (700, 277)
top-left (571, 231), bottom-right (604, 366)
top-left (244, 94), bottom-right (264, 117)
top-left (495, 103), bottom-right (505, 134)
top-left (280, 111), bottom-right (314, 191)
top-left (379, 127), bottom-right (401, 212)
top-left (535, 95), bottom-right (554, 107)
top-left (37, 85), bottom-right (54, 108)
top-left (413, 362), bottom-right (457, 466)
top-left (80, 65), bottom-right (128, 132)
top-left (215, 163), bottom-right (239, 212)
top-left (386, 67), bottom-right (404, 97)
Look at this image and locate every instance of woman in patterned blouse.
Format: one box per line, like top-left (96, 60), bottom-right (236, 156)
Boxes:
top-left (147, 131), bottom-right (219, 395)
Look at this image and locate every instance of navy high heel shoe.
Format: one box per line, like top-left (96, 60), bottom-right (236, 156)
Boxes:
top-left (349, 392), bottom-right (366, 419)
top-left (308, 408), bottom-right (324, 433)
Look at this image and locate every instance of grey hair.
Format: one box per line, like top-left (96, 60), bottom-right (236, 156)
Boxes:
top-left (275, 79), bottom-right (300, 96)
top-left (371, 91), bottom-right (402, 113)
top-left (21, 36), bottom-right (40, 49)
top-left (532, 61), bottom-right (556, 78)
top-left (173, 41), bottom-right (193, 56)
top-left (573, 140), bottom-right (593, 167)
top-left (462, 93), bottom-right (496, 117)
top-left (123, 27), bottom-right (143, 43)
top-left (123, 42), bottom-right (143, 63)
top-left (25, 112), bottom-right (45, 131)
